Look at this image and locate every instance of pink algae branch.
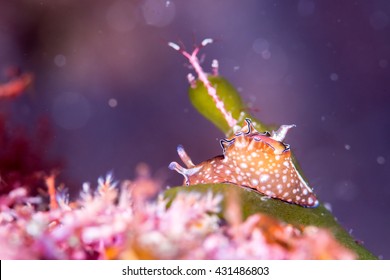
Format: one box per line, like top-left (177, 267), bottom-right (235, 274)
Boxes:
top-left (45, 174), bottom-right (58, 210)
top-left (168, 39), bottom-right (237, 128)
top-left (0, 72), bottom-right (33, 99)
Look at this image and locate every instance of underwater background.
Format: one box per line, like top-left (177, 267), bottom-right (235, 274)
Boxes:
top-left (0, 0), bottom-right (389, 258)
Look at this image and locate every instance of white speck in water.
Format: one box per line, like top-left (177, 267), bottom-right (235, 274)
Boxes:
top-left (108, 98), bottom-right (118, 108)
top-left (344, 144), bottom-right (351, 150)
top-left (377, 156), bottom-right (386, 165)
top-left (142, 0), bottom-right (176, 27)
top-left (54, 54), bottom-right (66, 67)
top-left (321, 116), bottom-right (326, 121)
top-left (330, 73), bottom-right (339, 81)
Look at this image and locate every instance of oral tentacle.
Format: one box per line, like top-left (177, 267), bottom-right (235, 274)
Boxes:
top-left (177, 145), bottom-right (195, 168)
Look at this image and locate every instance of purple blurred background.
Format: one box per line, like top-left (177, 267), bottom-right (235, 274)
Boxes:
top-left (1, 0), bottom-right (389, 258)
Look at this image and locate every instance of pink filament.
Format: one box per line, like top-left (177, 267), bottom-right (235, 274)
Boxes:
top-left (179, 44), bottom-right (237, 128)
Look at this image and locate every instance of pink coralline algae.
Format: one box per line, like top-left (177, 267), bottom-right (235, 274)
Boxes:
top-left (0, 172), bottom-right (355, 260)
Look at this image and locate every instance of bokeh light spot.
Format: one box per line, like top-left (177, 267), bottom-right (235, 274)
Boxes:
top-left (142, 0), bottom-right (176, 27)
top-left (377, 156), bottom-right (386, 165)
top-left (108, 98), bottom-right (118, 108)
top-left (54, 54), bottom-right (66, 67)
top-left (369, 11), bottom-right (389, 30)
top-left (261, 49), bottom-right (271, 60)
top-left (330, 73), bottom-right (339, 81)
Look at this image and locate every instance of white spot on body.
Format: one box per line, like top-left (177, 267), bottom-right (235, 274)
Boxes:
top-left (265, 190), bottom-right (274, 196)
top-left (260, 174), bottom-right (270, 183)
top-left (251, 179), bottom-right (259, 186)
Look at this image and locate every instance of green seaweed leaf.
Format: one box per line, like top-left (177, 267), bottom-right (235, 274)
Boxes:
top-left (188, 76), bottom-right (269, 136)
top-left (164, 184), bottom-right (376, 260)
